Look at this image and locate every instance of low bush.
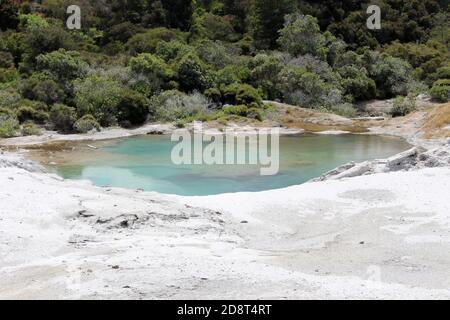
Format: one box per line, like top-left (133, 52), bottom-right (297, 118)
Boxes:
top-left (0, 68), bottom-right (19, 83)
top-left (150, 90), bottom-right (211, 121)
top-left (328, 103), bottom-right (357, 118)
top-left (116, 90), bottom-right (149, 127)
top-left (430, 79), bottom-right (450, 102)
top-left (223, 105), bottom-right (249, 117)
top-left (389, 96), bottom-right (416, 118)
top-left (20, 76), bottom-right (65, 105)
top-left (73, 114), bottom-right (101, 133)
top-left (0, 107), bottom-right (19, 138)
top-left (21, 121), bottom-right (42, 136)
top-left (16, 105), bottom-right (49, 124)
top-left (126, 28), bottom-right (186, 55)
top-left (49, 104), bottom-right (77, 133)
top-left (221, 83), bottom-right (263, 107)
top-left (222, 105), bottom-right (263, 121)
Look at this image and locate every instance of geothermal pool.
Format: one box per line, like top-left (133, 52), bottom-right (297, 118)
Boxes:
top-left (54, 133), bottom-right (410, 196)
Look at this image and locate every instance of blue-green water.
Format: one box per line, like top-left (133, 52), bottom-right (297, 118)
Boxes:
top-left (55, 134), bottom-right (410, 196)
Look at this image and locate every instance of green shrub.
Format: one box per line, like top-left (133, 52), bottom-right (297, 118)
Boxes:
top-left (223, 105), bottom-right (249, 117)
top-left (223, 105), bottom-right (263, 120)
top-left (150, 90), bottom-right (210, 121)
top-left (390, 96), bottom-right (416, 118)
top-left (129, 53), bottom-right (173, 95)
top-left (204, 87), bottom-right (221, 103)
top-left (14, 100), bottom-right (49, 124)
top-left (221, 83), bottom-right (263, 107)
top-left (236, 84), bottom-right (263, 107)
top-left (36, 49), bottom-right (88, 82)
top-left (116, 90), bottom-right (149, 127)
top-left (176, 52), bottom-right (211, 92)
top-left (126, 28), bottom-right (185, 55)
top-left (249, 53), bottom-right (283, 100)
top-left (247, 107), bottom-right (263, 121)
top-left (49, 104), bottom-right (77, 133)
top-left (74, 75), bottom-right (123, 127)
top-left (16, 106), bottom-right (37, 123)
top-left (0, 88), bottom-right (21, 108)
top-left (0, 51), bottom-right (14, 68)
top-left (0, 68), bottom-right (19, 83)
top-left (20, 75), bottom-right (65, 105)
top-left (435, 66), bottom-right (450, 80)
top-left (21, 121), bottom-right (42, 136)
top-left (155, 40), bottom-right (191, 63)
top-left (0, 107), bottom-right (19, 138)
top-left (329, 103), bottom-right (357, 118)
top-left (430, 79), bottom-right (450, 102)
top-left (73, 115), bottom-right (101, 133)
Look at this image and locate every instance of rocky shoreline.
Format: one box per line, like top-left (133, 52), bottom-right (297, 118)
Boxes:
top-left (314, 143), bottom-right (450, 181)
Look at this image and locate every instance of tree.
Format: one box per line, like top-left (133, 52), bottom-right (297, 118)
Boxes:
top-left (0, 0), bottom-right (19, 31)
top-left (126, 28), bottom-right (186, 55)
top-left (249, 53), bottom-right (284, 100)
top-left (364, 51), bottom-right (413, 98)
top-left (129, 53), bottom-right (173, 95)
top-left (36, 49), bottom-right (88, 82)
top-left (176, 52), bottom-right (211, 92)
top-left (74, 75), bottom-right (123, 126)
top-left (49, 104), bottom-right (77, 133)
top-left (116, 89), bottom-right (149, 126)
top-left (337, 65), bottom-right (376, 101)
top-left (430, 79), bottom-right (450, 102)
top-left (20, 75), bottom-right (66, 105)
top-left (278, 14), bottom-right (327, 59)
top-left (252, 0), bottom-right (296, 49)
top-left (161, 0), bottom-right (193, 30)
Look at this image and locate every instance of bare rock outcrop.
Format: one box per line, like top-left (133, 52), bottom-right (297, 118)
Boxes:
top-left (313, 142), bottom-right (450, 181)
top-left (0, 151), bottom-right (43, 172)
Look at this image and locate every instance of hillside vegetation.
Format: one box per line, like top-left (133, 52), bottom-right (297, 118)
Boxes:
top-left (0, 0), bottom-right (449, 137)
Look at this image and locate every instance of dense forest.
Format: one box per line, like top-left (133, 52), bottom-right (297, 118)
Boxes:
top-left (0, 0), bottom-right (449, 137)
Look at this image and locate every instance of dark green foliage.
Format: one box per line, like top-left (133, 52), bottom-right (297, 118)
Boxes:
top-left (16, 104), bottom-right (49, 125)
top-left (0, 0), bottom-right (20, 31)
top-left (221, 83), bottom-right (262, 107)
top-left (249, 54), bottom-right (284, 100)
top-left (252, 0), bottom-right (296, 49)
top-left (116, 90), bottom-right (150, 127)
top-left (223, 105), bottom-right (263, 121)
top-left (20, 76), bottom-right (65, 105)
top-left (49, 104), bottom-right (77, 133)
top-left (0, 68), bottom-right (19, 83)
top-left (104, 22), bottom-right (142, 44)
top-left (390, 96), bottom-right (416, 117)
top-left (0, 106), bottom-right (19, 138)
top-left (176, 52), bottom-right (211, 92)
top-left (126, 28), bottom-right (186, 55)
top-left (74, 75), bottom-right (123, 126)
top-left (21, 121), bottom-right (41, 136)
top-left (36, 49), bottom-right (88, 82)
top-left (73, 114), bottom-right (101, 133)
top-left (430, 79), bottom-right (450, 102)
top-left (0, 51), bottom-right (14, 68)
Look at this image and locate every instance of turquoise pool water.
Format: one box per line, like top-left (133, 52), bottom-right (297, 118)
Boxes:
top-left (55, 134), bottom-right (410, 196)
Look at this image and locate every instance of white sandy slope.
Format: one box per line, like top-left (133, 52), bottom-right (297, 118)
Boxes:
top-left (1, 152), bottom-right (450, 299)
